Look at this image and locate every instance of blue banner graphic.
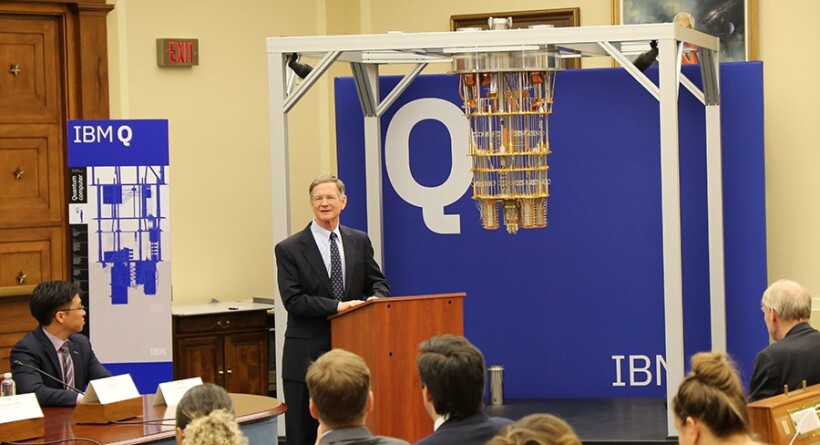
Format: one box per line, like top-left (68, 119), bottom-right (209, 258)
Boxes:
top-left (335, 64), bottom-right (768, 398)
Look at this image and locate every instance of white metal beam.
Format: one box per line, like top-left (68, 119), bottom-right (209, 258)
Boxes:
top-left (283, 51), bottom-right (342, 113)
top-left (706, 103), bottom-right (727, 353)
top-left (376, 63), bottom-right (428, 117)
top-left (597, 40), bottom-right (659, 100)
top-left (657, 37), bottom-right (685, 438)
top-left (351, 62), bottom-right (378, 117)
top-left (267, 51), bottom-right (290, 438)
top-left (362, 63), bottom-right (385, 267)
top-left (265, 24), bottom-right (725, 440)
top-left (267, 24), bottom-right (719, 54)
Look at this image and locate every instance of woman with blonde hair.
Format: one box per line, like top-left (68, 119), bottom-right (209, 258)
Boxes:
top-left (487, 413), bottom-right (582, 445)
top-left (175, 383), bottom-right (248, 445)
top-left (672, 352), bottom-right (761, 445)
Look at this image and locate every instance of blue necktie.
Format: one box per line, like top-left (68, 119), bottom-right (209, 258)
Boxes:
top-left (330, 233), bottom-right (344, 300)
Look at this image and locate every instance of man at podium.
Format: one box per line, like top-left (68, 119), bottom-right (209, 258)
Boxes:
top-left (749, 279), bottom-right (820, 401)
top-left (275, 175), bottom-right (390, 445)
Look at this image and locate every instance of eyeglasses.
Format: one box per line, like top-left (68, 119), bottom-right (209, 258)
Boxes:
top-left (311, 195), bottom-right (340, 203)
top-left (59, 305), bottom-right (86, 313)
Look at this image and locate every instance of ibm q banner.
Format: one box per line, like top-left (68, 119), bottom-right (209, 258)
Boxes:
top-left (68, 120), bottom-right (172, 392)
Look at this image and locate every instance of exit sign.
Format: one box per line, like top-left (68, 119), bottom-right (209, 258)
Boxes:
top-left (156, 38), bottom-right (199, 67)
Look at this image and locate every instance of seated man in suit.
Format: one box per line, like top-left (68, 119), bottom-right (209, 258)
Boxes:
top-left (749, 279), bottom-right (820, 401)
top-left (415, 335), bottom-right (512, 445)
top-left (10, 281), bottom-right (111, 406)
top-left (306, 348), bottom-right (408, 445)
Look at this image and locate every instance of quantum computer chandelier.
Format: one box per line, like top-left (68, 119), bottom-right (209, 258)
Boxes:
top-left (452, 18), bottom-right (562, 234)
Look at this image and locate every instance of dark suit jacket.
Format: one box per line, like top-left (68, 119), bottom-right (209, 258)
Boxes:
top-left (10, 326), bottom-right (111, 406)
top-left (275, 223), bottom-right (389, 382)
top-left (749, 322), bottom-right (820, 401)
top-left (319, 426), bottom-right (409, 445)
top-left (414, 413), bottom-right (512, 445)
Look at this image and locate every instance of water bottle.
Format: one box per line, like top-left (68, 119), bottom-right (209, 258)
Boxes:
top-left (1, 372), bottom-right (15, 396)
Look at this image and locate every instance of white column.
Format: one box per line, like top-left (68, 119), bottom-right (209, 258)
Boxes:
top-left (267, 51), bottom-right (291, 437)
top-left (657, 37), bottom-right (685, 438)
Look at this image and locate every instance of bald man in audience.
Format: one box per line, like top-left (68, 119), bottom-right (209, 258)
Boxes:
top-left (749, 279), bottom-right (820, 401)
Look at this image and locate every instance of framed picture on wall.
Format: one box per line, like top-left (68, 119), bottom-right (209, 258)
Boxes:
top-left (450, 8), bottom-right (581, 69)
top-left (611, 0), bottom-right (758, 62)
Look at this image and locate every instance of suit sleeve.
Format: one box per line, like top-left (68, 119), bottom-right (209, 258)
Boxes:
top-left (10, 340), bottom-right (78, 407)
top-left (362, 234), bottom-right (390, 297)
top-left (749, 350), bottom-right (780, 402)
top-left (275, 241), bottom-right (339, 317)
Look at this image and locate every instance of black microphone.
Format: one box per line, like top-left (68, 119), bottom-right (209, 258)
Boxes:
top-left (13, 360), bottom-right (85, 395)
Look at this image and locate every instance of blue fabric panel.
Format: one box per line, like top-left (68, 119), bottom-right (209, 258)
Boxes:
top-left (105, 362), bottom-right (172, 395)
top-left (334, 62), bottom-right (767, 398)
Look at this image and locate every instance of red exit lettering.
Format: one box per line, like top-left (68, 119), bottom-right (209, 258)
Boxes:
top-left (167, 40), bottom-right (195, 64)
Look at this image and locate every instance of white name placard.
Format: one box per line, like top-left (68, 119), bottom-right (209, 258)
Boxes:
top-left (153, 377), bottom-right (203, 406)
top-left (83, 374), bottom-right (140, 405)
top-left (0, 393), bottom-right (43, 423)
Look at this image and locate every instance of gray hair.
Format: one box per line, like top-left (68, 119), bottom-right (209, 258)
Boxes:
top-left (309, 175), bottom-right (346, 198)
top-left (761, 279), bottom-right (812, 322)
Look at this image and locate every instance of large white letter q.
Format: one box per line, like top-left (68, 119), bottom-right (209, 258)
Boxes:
top-left (385, 98), bottom-right (472, 235)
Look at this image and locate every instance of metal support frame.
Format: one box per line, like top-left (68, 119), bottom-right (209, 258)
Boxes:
top-left (266, 24), bottom-right (724, 437)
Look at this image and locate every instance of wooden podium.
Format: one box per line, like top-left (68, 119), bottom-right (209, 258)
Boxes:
top-left (748, 383), bottom-right (820, 445)
top-left (329, 293), bottom-right (465, 442)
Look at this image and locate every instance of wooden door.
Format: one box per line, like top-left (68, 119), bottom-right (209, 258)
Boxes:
top-left (0, 13), bottom-right (65, 228)
top-left (224, 332), bottom-right (268, 395)
top-left (0, 0), bottom-right (113, 374)
top-left (175, 335), bottom-right (225, 387)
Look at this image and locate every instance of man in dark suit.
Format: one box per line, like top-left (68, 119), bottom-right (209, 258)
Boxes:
top-left (415, 335), bottom-right (511, 445)
top-left (307, 349), bottom-right (408, 445)
top-left (275, 175), bottom-right (390, 445)
top-left (10, 281), bottom-right (111, 406)
top-left (749, 279), bottom-right (820, 401)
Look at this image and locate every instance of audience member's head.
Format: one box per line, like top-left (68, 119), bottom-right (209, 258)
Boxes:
top-left (30, 280), bottom-right (83, 326)
top-left (175, 383), bottom-right (246, 445)
top-left (417, 334), bottom-right (486, 421)
top-left (761, 279), bottom-right (812, 341)
top-left (487, 413), bottom-right (582, 445)
top-left (306, 348), bottom-right (372, 429)
top-left (672, 352), bottom-right (751, 445)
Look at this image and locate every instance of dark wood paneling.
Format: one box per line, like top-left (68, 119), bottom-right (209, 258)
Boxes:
top-left (0, 0), bottom-right (112, 373)
top-left (0, 125), bottom-right (64, 226)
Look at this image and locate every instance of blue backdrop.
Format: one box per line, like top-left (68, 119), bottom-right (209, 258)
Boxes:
top-left (335, 62), bottom-right (767, 398)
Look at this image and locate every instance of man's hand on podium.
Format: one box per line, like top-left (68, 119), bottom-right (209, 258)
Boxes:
top-left (366, 296), bottom-right (380, 301)
top-left (337, 300), bottom-right (365, 312)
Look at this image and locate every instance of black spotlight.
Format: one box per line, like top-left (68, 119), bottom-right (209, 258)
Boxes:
top-left (287, 53), bottom-right (313, 79)
top-left (632, 40), bottom-right (658, 73)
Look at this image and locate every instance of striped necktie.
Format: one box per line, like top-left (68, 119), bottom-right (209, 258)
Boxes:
top-left (60, 341), bottom-right (75, 390)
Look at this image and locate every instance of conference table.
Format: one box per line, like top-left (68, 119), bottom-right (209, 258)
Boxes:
top-left (26, 393), bottom-right (285, 445)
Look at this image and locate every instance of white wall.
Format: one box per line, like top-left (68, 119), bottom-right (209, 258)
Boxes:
top-left (758, 1), bottom-right (820, 300)
top-left (107, 0), bottom-right (820, 328)
top-left (107, 0), bottom-right (326, 304)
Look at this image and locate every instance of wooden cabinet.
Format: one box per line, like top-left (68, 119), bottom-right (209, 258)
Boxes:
top-left (173, 304), bottom-right (272, 396)
top-left (0, 125), bottom-right (64, 226)
top-left (0, 0), bottom-right (113, 373)
top-left (0, 227), bottom-right (64, 287)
